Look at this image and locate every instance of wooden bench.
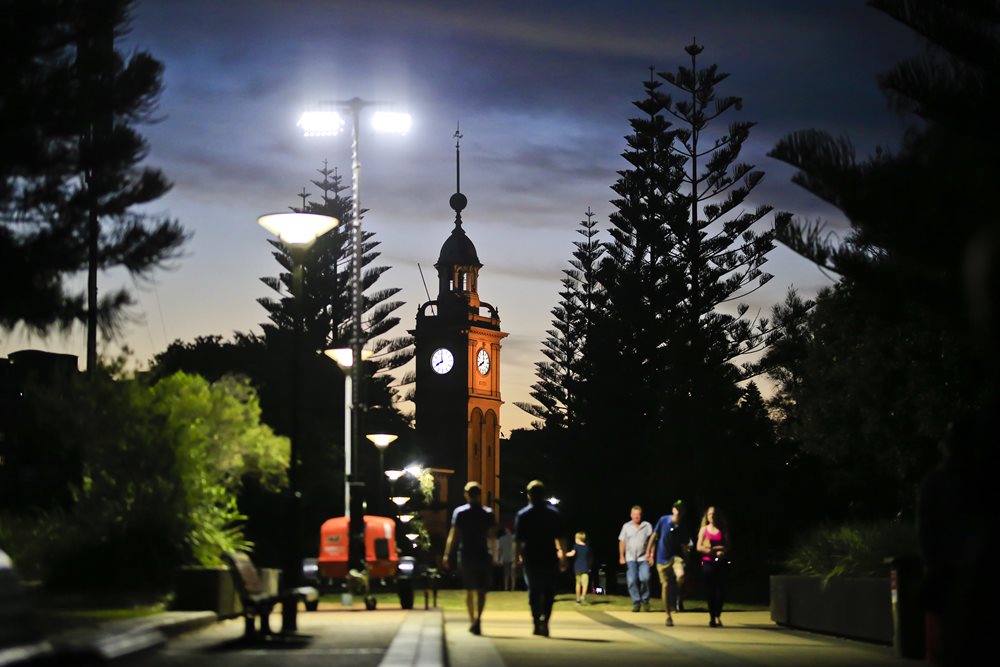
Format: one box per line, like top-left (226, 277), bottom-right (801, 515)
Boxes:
top-left (222, 552), bottom-right (318, 638)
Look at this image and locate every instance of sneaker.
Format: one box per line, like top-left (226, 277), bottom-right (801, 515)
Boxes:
top-left (539, 621), bottom-right (550, 637)
top-left (632, 603), bottom-right (640, 612)
top-left (716, 618), bottom-right (723, 628)
top-left (576, 599), bottom-right (581, 605)
top-left (665, 616), bottom-right (674, 627)
top-left (533, 621), bottom-right (543, 636)
top-left (709, 618), bottom-right (717, 628)
top-left (470, 621), bottom-right (481, 635)
top-left (641, 600), bottom-right (650, 612)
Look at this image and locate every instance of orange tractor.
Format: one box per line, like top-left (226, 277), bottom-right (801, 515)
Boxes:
top-left (306, 515), bottom-right (416, 609)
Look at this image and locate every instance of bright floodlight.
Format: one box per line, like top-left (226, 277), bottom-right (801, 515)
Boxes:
top-left (323, 347), bottom-right (373, 368)
top-left (258, 213), bottom-right (338, 246)
top-left (391, 496), bottom-right (410, 507)
top-left (398, 514), bottom-right (414, 523)
top-left (548, 497), bottom-right (560, 506)
top-left (371, 111), bottom-right (412, 135)
top-left (366, 433), bottom-right (399, 449)
top-left (298, 110), bottom-right (344, 137)
top-left (403, 464), bottom-right (423, 477)
top-left (384, 470), bottom-right (405, 482)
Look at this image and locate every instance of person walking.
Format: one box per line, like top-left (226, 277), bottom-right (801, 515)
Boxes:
top-left (497, 525), bottom-right (516, 591)
top-left (647, 499), bottom-right (691, 626)
top-left (514, 480), bottom-right (566, 637)
top-left (618, 505), bottom-right (653, 612)
top-left (565, 531), bottom-right (591, 604)
top-left (697, 506), bottom-right (730, 627)
top-left (443, 481), bottom-right (497, 635)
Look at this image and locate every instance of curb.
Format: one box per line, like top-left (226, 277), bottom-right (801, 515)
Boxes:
top-left (1, 611), bottom-right (218, 665)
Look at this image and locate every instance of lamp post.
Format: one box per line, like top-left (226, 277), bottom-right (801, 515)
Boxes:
top-left (300, 98), bottom-right (410, 575)
top-left (324, 347), bottom-right (372, 524)
top-left (366, 433), bottom-right (398, 516)
top-left (257, 212), bottom-right (338, 633)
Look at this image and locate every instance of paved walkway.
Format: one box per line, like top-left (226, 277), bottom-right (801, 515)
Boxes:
top-left (101, 605), bottom-right (899, 667)
top-left (13, 604), bottom-right (904, 667)
top-left (447, 609), bottom-right (898, 667)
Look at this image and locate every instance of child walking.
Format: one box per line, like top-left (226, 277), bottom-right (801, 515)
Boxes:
top-left (565, 531), bottom-right (591, 604)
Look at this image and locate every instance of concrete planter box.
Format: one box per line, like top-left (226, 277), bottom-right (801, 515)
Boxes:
top-left (173, 568), bottom-right (240, 618)
top-left (770, 575), bottom-right (892, 644)
top-left (173, 566), bottom-right (282, 618)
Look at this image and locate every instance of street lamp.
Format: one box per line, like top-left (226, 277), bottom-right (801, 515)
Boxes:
top-left (384, 469), bottom-right (405, 483)
top-left (257, 211), bottom-right (338, 634)
top-left (324, 347), bottom-right (372, 522)
top-left (365, 433), bottom-right (398, 515)
top-left (301, 97), bottom-right (410, 576)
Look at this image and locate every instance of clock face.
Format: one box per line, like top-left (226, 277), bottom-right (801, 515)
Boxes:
top-left (430, 348), bottom-right (454, 374)
top-left (476, 349), bottom-right (491, 375)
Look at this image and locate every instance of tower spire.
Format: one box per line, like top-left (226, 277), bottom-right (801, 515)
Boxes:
top-left (454, 121), bottom-right (463, 194)
top-left (449, 123), bottom-right (468, 222)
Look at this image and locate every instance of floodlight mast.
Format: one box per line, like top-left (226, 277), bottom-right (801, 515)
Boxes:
top-left (302, 97), bottom-right (410, 595)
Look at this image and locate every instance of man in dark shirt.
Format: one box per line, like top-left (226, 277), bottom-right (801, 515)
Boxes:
top-left (514, 479), bottom-right (566, 637)
top-left (444, 481), bottom-right (496, 635)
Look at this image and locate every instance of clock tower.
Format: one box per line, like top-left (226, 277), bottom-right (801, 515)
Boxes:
top-left (412, 144), bottom-right (507, 512)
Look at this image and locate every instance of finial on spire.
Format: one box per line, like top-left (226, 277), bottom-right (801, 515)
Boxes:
top-left (450, 122), bottom-right (468, 217)
top-left (454, 121), bottom-right (463, 194)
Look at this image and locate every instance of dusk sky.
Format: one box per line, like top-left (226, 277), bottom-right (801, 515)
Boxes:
top-left (3, 1), bottom-right (920, 432)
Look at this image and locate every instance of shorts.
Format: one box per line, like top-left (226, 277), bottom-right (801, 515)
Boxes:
top-left (656, 556), bottom-right (685, 583)
top-left (460, 560), bottom-right (493, 590)
top-left (575, 572), bottom-right (589, 587)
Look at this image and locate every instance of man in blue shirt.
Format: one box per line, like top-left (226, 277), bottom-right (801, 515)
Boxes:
top-left (646, 499), bottom-right (691, 627)
top-left (444, 481), bottom-right (497, 635)
top-left (514, 480), bottom-right (566, 637)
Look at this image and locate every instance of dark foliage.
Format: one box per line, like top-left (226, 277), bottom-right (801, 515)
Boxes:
top-left (0, 0), bottom-right (187, 347)
top-left (766, 0), bottom-right (1000, 519)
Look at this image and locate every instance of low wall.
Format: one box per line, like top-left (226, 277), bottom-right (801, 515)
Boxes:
top-left (770, 575), bottom-right (892, 644)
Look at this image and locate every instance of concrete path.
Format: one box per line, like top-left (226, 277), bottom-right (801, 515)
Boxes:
top-left (447, 609), bottom-right (899, 667)
top-left (100, 605), bottom-right (898, 667)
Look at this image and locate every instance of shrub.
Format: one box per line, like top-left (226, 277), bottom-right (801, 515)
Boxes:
top-left (0, 370), bottom-right (288, 593)
top-left (784, 519), bottom-right (917, 582)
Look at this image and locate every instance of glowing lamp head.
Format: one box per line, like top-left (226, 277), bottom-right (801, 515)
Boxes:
top-left (366, 433), bottom-right (398, 449)
top-left (391, 496), bottom-right (410, 507)
top-left (298, 110), bottom-right (344, 137)
top-left (548, 497), bottom-right (560, 506)
top-left (371, 111), bottom-right (412, 135)
top-left (398, 514), bottom-right (414, 523)
top-left (323, 347), bottom-right (373, 368)
top-left (404, 464), bottom-right (423, 477)
top-left (405, 533), bottom-right (419, 542)
top-left (384, 470), bottom-right (405, 482)
top-left (258, 212), bottom-right (338, 246)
